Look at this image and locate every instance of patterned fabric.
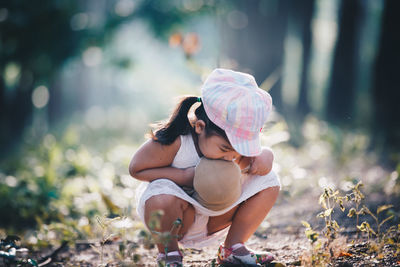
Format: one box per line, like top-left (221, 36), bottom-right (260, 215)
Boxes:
top-left (201, 68), bottom-right (273, 157)
top-left (217, 243), bottom-right (274, 265)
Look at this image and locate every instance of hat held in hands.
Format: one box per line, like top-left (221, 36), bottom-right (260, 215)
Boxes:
top-left (193, 157), bottom-right (242, 211)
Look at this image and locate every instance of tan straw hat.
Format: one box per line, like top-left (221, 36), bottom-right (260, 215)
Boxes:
top-left (193, 158), bottom-right (242, 211)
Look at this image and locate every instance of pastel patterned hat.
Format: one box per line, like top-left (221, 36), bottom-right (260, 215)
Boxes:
top-left (201, 68), bottom-right (272, 156)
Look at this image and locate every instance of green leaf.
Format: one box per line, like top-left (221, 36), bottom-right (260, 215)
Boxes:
top-left (347, 208), bottom-right (356, 217)
top-left (301, 221), bottom-right (311, 228)
top-left (377, 205), bottom-right (394, 214)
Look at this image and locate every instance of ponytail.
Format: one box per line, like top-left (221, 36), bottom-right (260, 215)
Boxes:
top-left (151, 96), bottom-right (198, 145)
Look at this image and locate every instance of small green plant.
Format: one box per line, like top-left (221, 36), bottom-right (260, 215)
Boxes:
top-left (345, 180), bottom-right (399, 260)
top-left (346, 181), bottom-right (365, 235)
top-left (301, 221), bottom-right (330, 266)
top-left (349, 203), bottom-right (397, 257)
top-left (355, 205), bottom-right (394, 241)
top-left (90, 215), bottom-right (121, 266)
top-left (317, 187), bottom-right (346, 242)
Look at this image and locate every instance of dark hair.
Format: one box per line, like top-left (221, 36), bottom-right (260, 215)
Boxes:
top-left (150, 96), bottom-right (228, 145)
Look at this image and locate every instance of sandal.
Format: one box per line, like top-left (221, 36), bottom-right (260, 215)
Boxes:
top-left (217, 243), bottom-right (274, 266)
top-left (156, 250), bottom-right (183, 267)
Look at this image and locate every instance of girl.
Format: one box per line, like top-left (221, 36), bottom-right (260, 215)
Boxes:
top-left (129, 68), bottom-right (280, 266)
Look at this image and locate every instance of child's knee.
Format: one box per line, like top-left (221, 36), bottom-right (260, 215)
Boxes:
top-left (145, 194), bottom-right (189, 212)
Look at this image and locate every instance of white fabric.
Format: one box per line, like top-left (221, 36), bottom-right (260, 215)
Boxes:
top-left (135, 134), bottom-right (281, 249)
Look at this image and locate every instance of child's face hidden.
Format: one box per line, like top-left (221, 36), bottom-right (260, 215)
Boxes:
top-left (194, 120), bottom-right (241, 161)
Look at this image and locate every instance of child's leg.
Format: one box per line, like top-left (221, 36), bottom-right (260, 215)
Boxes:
top-left (224, 186), bottom-right (279, 247)
top-left (207, 206), bottom-right (239, 235)
top-left (144, 194), bottom-right (195, 253)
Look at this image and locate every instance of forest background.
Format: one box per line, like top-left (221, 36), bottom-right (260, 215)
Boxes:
top-left (0, 0), bottom-right (399, 266)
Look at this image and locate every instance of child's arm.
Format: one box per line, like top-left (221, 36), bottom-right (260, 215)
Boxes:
top-left (236, 147), bottom-right (274, 176)
top-left (129, 138), bottom-right (194, 187)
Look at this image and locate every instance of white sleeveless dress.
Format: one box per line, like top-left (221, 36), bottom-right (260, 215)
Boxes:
top-left (135, 134), bottom-right (280, 249)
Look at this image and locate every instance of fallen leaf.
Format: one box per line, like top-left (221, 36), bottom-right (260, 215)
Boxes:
top-left (339, 252), bottom-right (353, 257)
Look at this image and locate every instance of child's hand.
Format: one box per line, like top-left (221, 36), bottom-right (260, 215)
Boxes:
top-left (248, 148), bottom-right (274, 176)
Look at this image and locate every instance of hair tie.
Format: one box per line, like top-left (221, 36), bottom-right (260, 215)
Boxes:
top-left (197, 97), bottom-right (201, 103)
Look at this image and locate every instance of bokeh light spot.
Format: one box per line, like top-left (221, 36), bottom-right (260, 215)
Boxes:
top-left (4, 62), bottom-right (21, 87)
top-left (82, 47), bottom-right (103, 67)
top-left (115, 0), bottom-right (135, 17)
top-left (183, 0), bottom-right (204, 12)
top-left (5, 176), bottom-right (18, 187)
top-left (32, 86), bottom-right (50, 109)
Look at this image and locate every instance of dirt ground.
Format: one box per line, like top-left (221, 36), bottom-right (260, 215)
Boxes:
top-left (3, 190), bottom-right (398, 266)
top-left (24, 192), bottom-right (398, 266)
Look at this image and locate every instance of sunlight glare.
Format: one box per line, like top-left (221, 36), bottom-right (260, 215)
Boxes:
top-left (121, 174), bottom-right (136, 187)
top-left (318, 176), bottom-right (335, 189)
top-left (78, 216), bottom-right (89, 226)
top-left (112, 217), bottom-right (134, 229)
top-left (123, 188), bottom-right (134, 198)
top-left (281, 176), bottom-right (292, 187)
top-left (291, 167), bottom-right (307, 180)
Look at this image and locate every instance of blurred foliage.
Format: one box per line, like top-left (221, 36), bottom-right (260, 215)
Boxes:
top-left (0, 118), bottom-right (138, 230)
top-left (262, 113), bottom-right (400, 201)
top-left (0, 0), bottom-right (217, 156)
top-left (0, 111), bottom-right (398, 232)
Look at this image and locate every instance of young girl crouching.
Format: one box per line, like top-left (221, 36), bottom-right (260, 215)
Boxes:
top-left (129, 68), bottom-right (281, 266)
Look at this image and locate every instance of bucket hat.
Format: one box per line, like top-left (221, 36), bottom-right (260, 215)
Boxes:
top-left (193, 157), bottom-right (242, 211)
top-left (201, 68), bottom-right (272, 156)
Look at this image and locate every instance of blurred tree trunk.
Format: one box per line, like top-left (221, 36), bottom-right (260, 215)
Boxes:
top-left (221, 0), bottom-right (290, 110)
top-left (281, 0), bottom-right (315, 146)
top-left (372, 0), bottom-right (400, 161)
top-left (0, 73), bottom-right (6, 151)
top-left (297, 0), bottom-right (314, 116)
top-left (0, 68), bottom-right (33, 157)
top-left (326, 0), bottom-right (360, 125)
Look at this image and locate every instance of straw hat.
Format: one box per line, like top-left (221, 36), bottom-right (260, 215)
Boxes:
top-left (193, 157), bottom-right (242, 211)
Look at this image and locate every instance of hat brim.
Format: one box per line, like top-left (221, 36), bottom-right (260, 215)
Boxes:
top-left (225, 131), bottom-right (262, 157)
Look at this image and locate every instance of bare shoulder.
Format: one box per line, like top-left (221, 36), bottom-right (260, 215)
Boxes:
top-left (143, 136), bottom-right (181, 157)
top-left (129, 136), bottom-right (181, 175)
